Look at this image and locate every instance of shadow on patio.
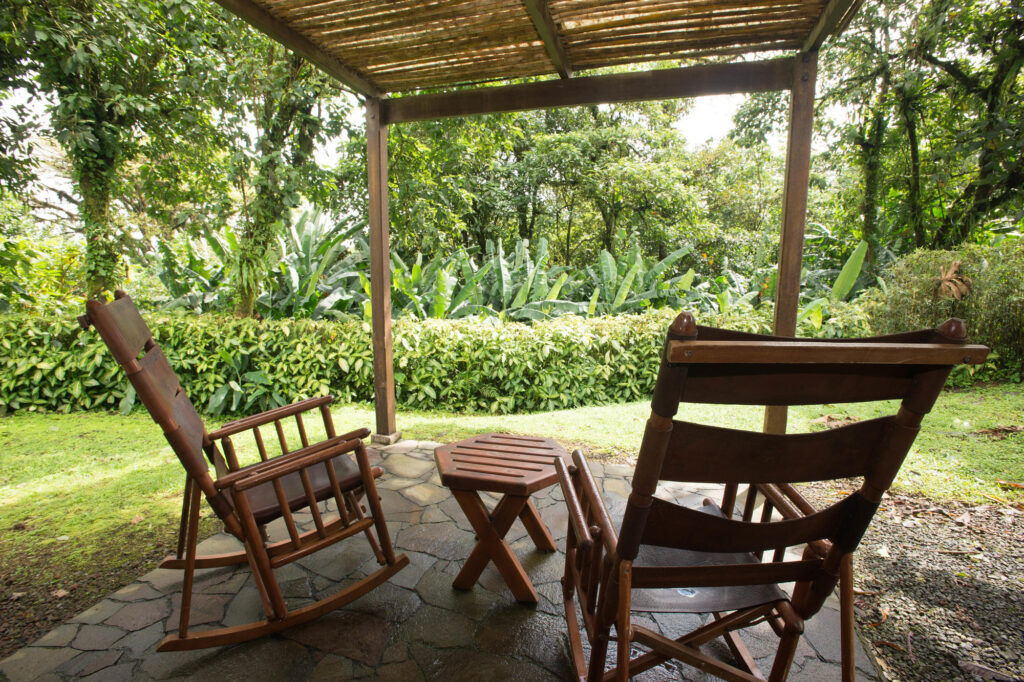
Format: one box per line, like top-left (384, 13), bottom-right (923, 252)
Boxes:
top-left (0, 440), bottom-right (877, 681)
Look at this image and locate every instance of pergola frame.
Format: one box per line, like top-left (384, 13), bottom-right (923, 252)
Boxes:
top-left (212, 0), bottom-right (859, 443)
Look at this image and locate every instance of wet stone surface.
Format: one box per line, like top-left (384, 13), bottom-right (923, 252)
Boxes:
top-left (1, 439), bottom-right (871, 681)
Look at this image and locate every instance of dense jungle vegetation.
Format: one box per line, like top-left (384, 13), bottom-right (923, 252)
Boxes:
top-left (0, 0), bottom-right (1022, 410)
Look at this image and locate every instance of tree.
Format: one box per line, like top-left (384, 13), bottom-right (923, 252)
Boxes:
top-left (5, 0), bottom-right (222, 298)
top-left (914, 0), bottom-right (1024, 246)
top-left (201, 17), bottom-right (353, 317)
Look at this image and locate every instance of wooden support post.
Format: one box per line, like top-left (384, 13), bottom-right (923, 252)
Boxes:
top-left (366, 98), bottom-right (399, 444)
top-left (765, 51), bottom-right (818, 435)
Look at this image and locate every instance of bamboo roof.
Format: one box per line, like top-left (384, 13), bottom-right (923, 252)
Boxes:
top-left (215, 0), bottom-right (862, 98)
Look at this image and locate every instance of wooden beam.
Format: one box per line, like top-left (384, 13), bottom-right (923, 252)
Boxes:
top-left (383, 58), bottom-right (794, 124)
top-left (522, 0), bottom-right (573, 79)
top-left (211, 0), bottom-right (381, 98)
top-left (802, 0), bottom-right (862, 52)
top-left (365, 99), bottom-right (399, 443)
top-left (667, 341), bottom-right (991, 366)
top-left (765, 51), bottom-right (817, 436)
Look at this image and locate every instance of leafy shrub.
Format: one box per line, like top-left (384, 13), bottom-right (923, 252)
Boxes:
top-left (3, 306), bottom-right (870, 417)
top-left (869, 241), bottom-right (1024, 372)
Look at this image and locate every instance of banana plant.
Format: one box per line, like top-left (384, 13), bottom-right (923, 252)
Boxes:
top-left (798, 240), bottom-right (869, 329)
top-left (257, 210), bottom-right (367, 319)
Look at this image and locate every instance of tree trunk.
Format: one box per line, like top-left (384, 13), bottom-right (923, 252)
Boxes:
top-left (233, 52), bottom-right (310, 317)
top-left (78, 166), bottom-right (120, 299)
top-left (899, 93), bottom-right (926, 248)
top-left (859, 72), bottom-right (890, 263)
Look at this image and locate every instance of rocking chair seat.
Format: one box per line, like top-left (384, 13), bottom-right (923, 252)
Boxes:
top-left (632, 503), bottom-right (788, 614)
top-left (245, 457), bottom-right (381, 525)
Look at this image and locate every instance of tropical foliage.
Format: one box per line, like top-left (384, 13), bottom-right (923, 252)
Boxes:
top-left (3, 305), bottom-right (853, 418)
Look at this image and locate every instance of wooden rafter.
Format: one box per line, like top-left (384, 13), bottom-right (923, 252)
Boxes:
top-left (211, 0), bottom-right (381, 97)
top-left (802, 0), bottom-right (863, 52)
top-left (522, 0), bottom-right (573, 78)
top-left (383, 58), bottom-right (794, 124)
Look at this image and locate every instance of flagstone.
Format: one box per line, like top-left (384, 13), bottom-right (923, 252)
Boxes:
top-left (70, 624), bottom-right (126, 651)
top-left (104, 598), bottom-right (171, 631)
top-left (81, 662), bottom-right (133, 681)
top-left (401, 482), bottom-right (450, 506)
top-left (284, 610), bottom-right (391, 665)
top-left (112, 621), bottom-right (165, 657)
top-left (398, 604), bottom-right (475, 648)
top-left (0, 647), bottom-right (78, 682)
top-left (70, 599), bottom-right (122, 625)
top-left (109, 582), bottom-right (165, 602)
top-left (31, 624), bottom-right (78, 648)
top-left (382, 453), bottom-right (437, 479)
top-left (375, 659), bottom-right (424, 681)
top-left (58, 649), bottom-right (121, 678)
top-left (221, 586), bottom-right (264, 629)
top-left (309, 653), bottom-right (353, 681)
top-left (166, 593), bottom-right (230, 629)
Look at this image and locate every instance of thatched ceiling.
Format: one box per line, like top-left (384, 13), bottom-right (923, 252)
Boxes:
top-left (214, 0), bottom-right (861, 98)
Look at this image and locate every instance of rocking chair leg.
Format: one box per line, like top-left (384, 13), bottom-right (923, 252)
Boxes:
top-left (768, 604), bottom-right (803, 682)
top-left (615, 562), bottom-right (632, 682)
top-left (175, 473), bottom-right (193, 560)
top-left (178, 478), bottom-right (202, 638)
top-left (348, 491), bottom-right (386, 564)
top-left (840, 554), bottom-right (856, 682)
top-left (587, 630), bottom-right (610, 682)
top-left (233, 493), bottom-right (288, 620)
top-left (356, 447), bottom-right (398, 565)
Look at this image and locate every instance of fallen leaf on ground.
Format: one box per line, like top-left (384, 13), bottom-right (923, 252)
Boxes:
top-left (954, 512), bottom-right (971, 526)
top-left (811, 414), bottom-right (860, 428)
top-left (129, 514), bottom-right (144, 524)
top-left (973, 425), bottom-right (1023, 440)
top-left (51, 589), bottom-right (70, 598)
top-left (875, 640), bottom-right (905, 653)
top-left (10, 592), bottom-right (26, 601)
top-left (995, 479), bottom-right (1023, 490)
top-left (867, 608), bottom-right (889, 627)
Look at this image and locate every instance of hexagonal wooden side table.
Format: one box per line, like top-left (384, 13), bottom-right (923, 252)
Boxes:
top-left (434, 433), bottom-right (571, 603)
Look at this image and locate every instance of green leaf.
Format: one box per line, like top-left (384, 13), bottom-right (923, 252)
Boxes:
top-left (829, 241), bottom-right (868, 302)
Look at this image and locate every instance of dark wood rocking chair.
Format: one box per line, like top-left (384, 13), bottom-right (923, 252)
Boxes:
top-left (80, 290), bottom-right (409, 651)
top-left (557, 311), bottom-right (988, 681)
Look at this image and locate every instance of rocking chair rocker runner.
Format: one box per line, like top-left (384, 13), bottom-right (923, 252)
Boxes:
top-left (80, 291), bottom-right (409, 652)
top-left (557, 312), bottom-right (988, 682)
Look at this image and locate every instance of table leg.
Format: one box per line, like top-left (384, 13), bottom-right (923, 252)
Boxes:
top-left (451, 490), bottom-right (538, 603)
top-left (519, 498), bottom-right (556, 552)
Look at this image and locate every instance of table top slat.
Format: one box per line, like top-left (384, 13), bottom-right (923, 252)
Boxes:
top-left (435, 433), bottom-right (570, 495)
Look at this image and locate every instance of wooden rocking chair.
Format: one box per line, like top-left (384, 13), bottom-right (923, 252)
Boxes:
top-left (80, 291), bottom-right (409, 651)
top-left (557, 311), bottom-right (988, 681)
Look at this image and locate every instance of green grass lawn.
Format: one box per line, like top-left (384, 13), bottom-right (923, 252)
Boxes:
top-left (0, 383), bottom-right (1020, 653)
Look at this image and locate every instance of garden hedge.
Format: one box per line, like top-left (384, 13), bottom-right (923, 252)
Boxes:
top-left (865, 241), bottom-right (1024, 373)
top-left (0, 306), bottom-right (793, 416)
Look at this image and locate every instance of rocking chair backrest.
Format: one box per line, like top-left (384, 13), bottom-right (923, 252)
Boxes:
top-left (619, 312), bottom-right (989, 619)
top-left (81, 291), bottom-right (234, 525)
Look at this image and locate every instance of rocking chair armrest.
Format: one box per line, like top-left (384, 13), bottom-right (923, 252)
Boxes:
top-left (213, 433), bottom-right (364, 489)
top-left (208, 396), bottom-right (338, 440)
top-left (226, 437), bottom-right (364, 493)
top-left (563, 450), bottom-right (619, 558)
top-left (556, 458), bottom-right (593, 552)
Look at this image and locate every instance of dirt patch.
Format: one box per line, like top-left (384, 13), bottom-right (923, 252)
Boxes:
top-left (802, 482), bottom-right (1024, 681)
top-left (0, 520), bottom-right (219, 660)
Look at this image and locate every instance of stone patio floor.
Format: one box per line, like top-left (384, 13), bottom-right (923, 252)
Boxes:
top-left (0, 440), bottom-right (878, 681)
